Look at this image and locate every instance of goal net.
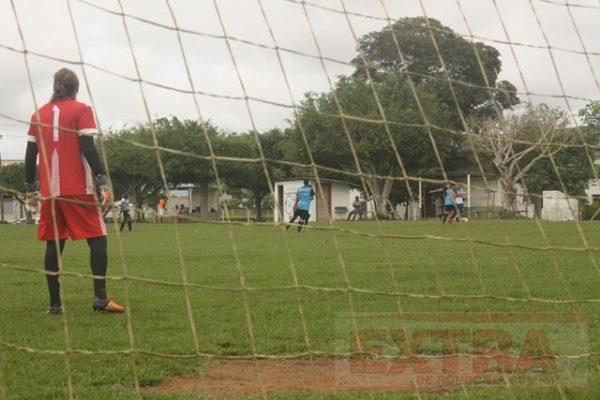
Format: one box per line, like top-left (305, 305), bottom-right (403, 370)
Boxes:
top-left (0, 0), bottom-right (598, 398)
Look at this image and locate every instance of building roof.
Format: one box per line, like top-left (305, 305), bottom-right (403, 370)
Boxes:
top-left (274, 178), bottom-right (363, 189)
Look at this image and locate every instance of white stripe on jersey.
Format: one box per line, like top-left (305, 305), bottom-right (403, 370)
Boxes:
top-left (50, 150), bottom-right (60, 197)
top-left (95, 195), bottom-right (107, 236)
top-left (81, 155), bottom-right (95, 195)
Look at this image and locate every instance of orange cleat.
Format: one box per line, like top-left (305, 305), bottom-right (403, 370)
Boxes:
top-left (93, 297), bottom-right (125, 313)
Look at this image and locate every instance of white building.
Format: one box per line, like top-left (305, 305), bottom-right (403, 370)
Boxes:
top-left (541, 190), bottom-right (579, 221)
top-left (274, 179), bottom-right (363, 222)
top-left (169, 183), bottom-right (221, 219)
top-left (585, 180), bottom-right (600, 203)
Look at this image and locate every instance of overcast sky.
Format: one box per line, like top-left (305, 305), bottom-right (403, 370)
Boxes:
top-left (1, 0), bottom-right (599, 160)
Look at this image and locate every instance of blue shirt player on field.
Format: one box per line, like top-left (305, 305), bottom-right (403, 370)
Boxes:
top-left (430, 183), bottom-right (457, 225)
top-left (287, 179), bottom-right (315, 232)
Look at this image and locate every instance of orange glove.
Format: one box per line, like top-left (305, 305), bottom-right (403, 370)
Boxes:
top-left (95, 175), bottom-right (112, 210)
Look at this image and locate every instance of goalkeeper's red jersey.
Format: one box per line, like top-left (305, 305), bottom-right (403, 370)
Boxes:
top-left (27, 99), bottom-right (98, 198)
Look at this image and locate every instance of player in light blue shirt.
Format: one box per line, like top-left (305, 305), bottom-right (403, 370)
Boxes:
top-left (430, 183), bottom-right (457, 224)
top-left (292, 179), bottom-right (315, 232)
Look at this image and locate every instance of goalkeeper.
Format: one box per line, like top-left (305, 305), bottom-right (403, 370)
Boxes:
top-left (24, 68), bottom-right (125, 315)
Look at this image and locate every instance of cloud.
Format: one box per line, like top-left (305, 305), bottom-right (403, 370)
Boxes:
top-left (1, 0), bottom-right (599, 159)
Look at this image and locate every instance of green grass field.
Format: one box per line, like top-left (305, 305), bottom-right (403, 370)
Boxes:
top-left (1, 220), bottom-right (599, 399)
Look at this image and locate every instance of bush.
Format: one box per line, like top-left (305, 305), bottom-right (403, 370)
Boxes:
top-left (498, 210), bottom-right (526, 219)
top-left (581, 199), bottom-right (600, 220)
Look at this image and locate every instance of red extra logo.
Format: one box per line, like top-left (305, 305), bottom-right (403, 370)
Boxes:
top-left (335, 313), bottom-right (588, 393)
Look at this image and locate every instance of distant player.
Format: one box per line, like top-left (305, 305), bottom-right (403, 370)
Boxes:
top-left (294, 179), bottom-right (315, 232)
top-left (157, 196), bottom-right (167, 222)
top-left (454, 185), bottom-right (466, 222)
top-left (24, 68), bottom-right (125, 315)
top-left (347, 196), bottom-right (362, 221)
top-left (120, 195), bottom-right (132, 232)
top-left (430, 183), bottom-right (457, 224)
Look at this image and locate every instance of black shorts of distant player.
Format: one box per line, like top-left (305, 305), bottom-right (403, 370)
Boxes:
top-left (298, 209), bottom-right (310, 221)
top-left (291, 208), bottom-right (301, 220)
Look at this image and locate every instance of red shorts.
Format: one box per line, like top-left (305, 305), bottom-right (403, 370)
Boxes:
top-left (38, 195), bottom-right (107, 241)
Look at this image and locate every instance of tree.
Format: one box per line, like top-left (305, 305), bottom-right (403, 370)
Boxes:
top-left (522, 138), bottom-right (597, 218)
top-left (0, 163), bottom-right (26, 203)
top-left (352, 17), bottom-right (519, 122)
top-left (103, 117), bottom-right (221, 218)
top-left (477, 103), bottom-right (592, 214)
top-left (154, 117), bottom-right (217, 187)
top-left (103, 127), bottom-right (164, 218)
top-left (219, 129), bottom-right (289, 220)
top-left (578, 100), bottom-right (600, 153)
top-left (579, 100), bottom-right (600, 128)
top-left (289, 72), bottom-right (455, 217)
top-left (0, 163), bottom-right (27, 222)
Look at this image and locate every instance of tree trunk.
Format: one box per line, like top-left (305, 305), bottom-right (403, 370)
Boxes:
top-left (200, 182), bottom-right (209, 221)
top-left (533, 197), bottom-right (542, 219)
top-left (364, 176), bottom-right (393, 219)
top-left (254, 192), bottom-right (265, 220)
top-left (500, 178), bottom-right (517, 214)
top-left (136, 200), bottom-right (145, 222)
top-left (128, 193), bottom-right (137, 221)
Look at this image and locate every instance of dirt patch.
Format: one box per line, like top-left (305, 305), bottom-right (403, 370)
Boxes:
top-left (151, 357), bottom-right (499, 398)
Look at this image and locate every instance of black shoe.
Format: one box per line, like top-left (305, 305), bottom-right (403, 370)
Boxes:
top-left (47, 305), bottom-right (62, 315)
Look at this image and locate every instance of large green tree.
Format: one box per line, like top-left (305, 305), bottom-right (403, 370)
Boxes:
top-left (352, 17), bottom-right (519, 121)
top-left (218, 129), bottom-right (289, 219)
top-left (0, 163), bottom-right (28, 222)
top-left (103, 117), bottom-right (220, 217)
top-left (154, 117), bottom-right (217, 187)
top-left (0, 163), bottom-right (25, 201)
top-left (102, 128), bottom-right (162, 217)
top-left (290, 72), bottom-right (455, 217)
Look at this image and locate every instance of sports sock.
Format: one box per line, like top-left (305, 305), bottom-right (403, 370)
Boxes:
top-left (87, 236), bottom-right (108, 300)
top-left (45, 239), bottom-right (66, 307)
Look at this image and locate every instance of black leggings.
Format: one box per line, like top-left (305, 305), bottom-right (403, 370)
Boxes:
top-left (45, 236), bottom-right (108, 307)
top-left (120, 211), bottom-right (132, 231)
